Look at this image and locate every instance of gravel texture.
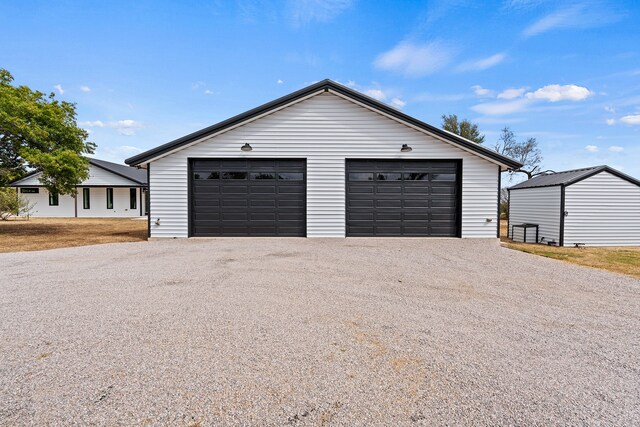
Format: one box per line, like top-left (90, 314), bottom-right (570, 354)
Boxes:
top-left (0, 238), bottom-right (639, 426)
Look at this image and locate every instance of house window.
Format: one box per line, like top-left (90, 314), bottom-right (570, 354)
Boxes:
top-left (130, 188), bottom-right (137, 210)
top-left (83, 188), bottom-right (90, 209)
top-left (106, 188), bottom-right (114, 209)
top-left (49, 192), bottom-right (59, 206)
top-left (20, 188), bottom-right (39, 193)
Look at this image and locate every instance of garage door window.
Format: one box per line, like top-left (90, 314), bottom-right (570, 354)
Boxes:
top-left (250, 172), bottom-right (276, 180)
top-left (403, 173), bottom-right (429, 181)
top-left (432, 173), bottom-right (456, 181)
top-left (222, 171), bottom-right (248, 179)
top-left (349, 173), bottom-right (373, 181)
top-left (278, 172), bottom-right (304, 180)
top-left (376, 172), bottom-right (402, 181)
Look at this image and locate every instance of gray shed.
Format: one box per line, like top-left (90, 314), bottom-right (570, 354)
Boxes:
top-left (508, 165), bottom-right (640, 247)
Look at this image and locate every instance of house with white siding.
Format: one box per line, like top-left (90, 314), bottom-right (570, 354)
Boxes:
top-left (10, 158), bottom-right (147, 218)
top-left (508, 166), bottom-right (640, 246)
top-left (125, 79), bottom-right (522, 238)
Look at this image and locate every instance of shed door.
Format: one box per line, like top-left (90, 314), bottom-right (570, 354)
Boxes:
top-left (190, 159), bottom-right (306, 236)
top-left (346, 159), bottom-right (460, 237)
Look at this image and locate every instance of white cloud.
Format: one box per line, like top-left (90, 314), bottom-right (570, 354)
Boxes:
top-left (54, 84), bottom-right (64, 95)
top-left (365, 89), bottom-right (386, 101)
top-left (471, 98), bottom-right (531, 116)
top-left (608, 145), bottom-right (624, 152)
top-left (79, 120), bottom-right (105, 127)
top-left (192, 81), bottom-right (205, 90)
top-left (345, 80), bottom-right (357, 88)
top-left (79, 119), bottom-right (142, 136)
top-left (606, 118), bottom-right (616, 126)
top-left (288, 0), bottom-right (353, 27)
top-left (80, 85), bottom-right (91, 93)
top-left (498, 87), bottom-right (526, 100)
top-left (522, 3), bottom-right (622, 37)
top-left (604, 105), bottom-right (615, 113)
top-left (390, 97), bottom-right (406, 109)
top-left (585, 145), bottom-right (599, 153)
top-left (110, 119), bottom-right (143, 136)
top-left (456, 53), bottom-right (506, 72)
top-left (525, 84), bottom-right (593, 102)
top-left (374, 41), bottom-right (455, 77)
top-left (277, 79), bottom-right (284, 84)
top-left (204, 89), bottom-right (214, 95)
top-left (620, 114), bottom-right (640, 125)
top-left (471, 85), bottom-right (494, 97)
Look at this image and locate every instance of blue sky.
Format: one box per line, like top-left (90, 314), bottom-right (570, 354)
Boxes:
top-left (2, 0), bottom-right (639, 179)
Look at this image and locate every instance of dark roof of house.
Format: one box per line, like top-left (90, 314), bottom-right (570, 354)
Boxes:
top-left (89, 158), bottom-right (147, 185)
top-left (125, 79), bottom-right (523, 169)
top-left (509, 165), bottom-right (640, 190)
top-left (9, 158), bottom-right (147, 186)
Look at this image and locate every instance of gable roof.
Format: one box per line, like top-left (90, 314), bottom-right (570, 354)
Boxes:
top-left (10, 158), bottom-right (147, 186)
top-left (509, 165), bottom-right (640, 190)
top-left (125, 79), bottom-right (522, 169)
top-left (89, 158), bottom-right (147, 185)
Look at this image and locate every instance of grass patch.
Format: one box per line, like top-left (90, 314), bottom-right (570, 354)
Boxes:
top-left (0, 217), bottom-right (147, 253)
top-left (500, 220), bottom-right (640, 279)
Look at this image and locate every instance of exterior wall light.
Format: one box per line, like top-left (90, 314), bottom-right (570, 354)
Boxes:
top-left (241, 143), bottom-right (253, 152)
top-left (400, 144), bottom-right (412, 152)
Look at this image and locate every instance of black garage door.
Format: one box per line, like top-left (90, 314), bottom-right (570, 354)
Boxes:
top-left (190, 159), bottom-right (306, 236)
top-left (346, 159), bottom-right (460, 237)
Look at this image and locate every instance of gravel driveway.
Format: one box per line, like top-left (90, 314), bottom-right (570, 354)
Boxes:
top-left (1, 238), bottom-right (639, 426)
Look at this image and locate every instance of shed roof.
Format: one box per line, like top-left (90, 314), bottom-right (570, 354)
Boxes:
top-left (509, 165), bottom-right (640, 190)
top-left (125, 79), bottom-right (523, 169)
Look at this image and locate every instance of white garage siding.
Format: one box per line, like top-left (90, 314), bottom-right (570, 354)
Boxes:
top-left (508, 186), bottom-right (561, 244)
top-left (148, 92), bottom-right (500, 238)
top-left (564, 171), bottom-right (640, 246)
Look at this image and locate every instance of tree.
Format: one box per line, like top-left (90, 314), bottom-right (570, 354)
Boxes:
top-left (0, 187), bottom-right (34, 220)
top-left (0, 69), bottom-right (95, 194)
top-left (494, 127), bottom-right (542, 180)
top-left (441, 114), bottom-right (485, 144)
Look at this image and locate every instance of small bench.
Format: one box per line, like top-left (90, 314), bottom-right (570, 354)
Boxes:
top-left (511, 223), bottom-right (539, 243)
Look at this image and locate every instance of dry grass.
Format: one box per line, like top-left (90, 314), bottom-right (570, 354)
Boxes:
top-left (0, 217), bottom-right (147, 253)
top-left (500, 220), bottom-right (640, 279)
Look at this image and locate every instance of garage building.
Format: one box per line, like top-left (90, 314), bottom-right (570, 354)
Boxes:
top-left (508, 165), bottom-right (640, 246)
top-left (126, 80), bottom-right (521, 238)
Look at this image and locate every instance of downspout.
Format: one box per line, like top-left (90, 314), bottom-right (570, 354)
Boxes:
top-left (497, 165), bottom-right (501, 238)
top-left (74, 185), bottom-right (78, 218)
top-left (147, 165), bottom-right (151, 238)
top-left (559, 184), bottom-right (565, 247)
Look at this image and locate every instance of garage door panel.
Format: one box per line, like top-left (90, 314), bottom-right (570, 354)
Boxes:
top-left (349, 186), bottom-right (374, 194)
top-left (377, 186), bottom-right (402, 194)
top-left (191, 159), bottom-right (306, 237)
top-left (404, 186), bottom-right (430, 194)
top-left (403, 199), bottom-right (429, 208)
top-left (250, 186), bottom-right (276, 194)
top-left (376, 199), bottom-right (402, 208)
top-left (376, 212), bottom-right (402, 221)
top-left (346, 159), bottom-right (459, 237)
